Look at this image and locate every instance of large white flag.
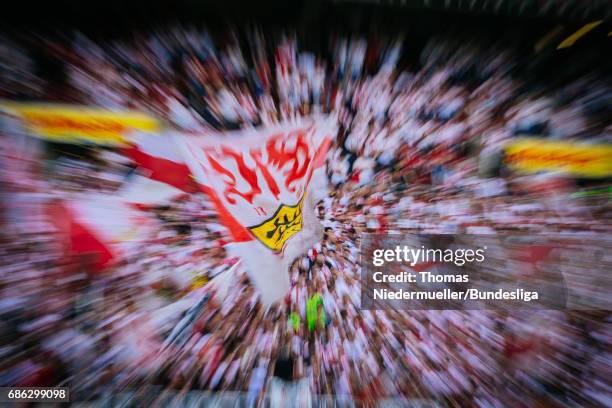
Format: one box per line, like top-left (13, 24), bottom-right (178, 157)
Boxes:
top-left (178, 116), bottom-right (336, 305)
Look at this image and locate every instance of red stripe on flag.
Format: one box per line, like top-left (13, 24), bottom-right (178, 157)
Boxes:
top-left (313, 137), bottom-right (332, 168)
top-left (199, 185), bottom-right (253, 243)
top-left (124, 145), bottom-right (193, 192)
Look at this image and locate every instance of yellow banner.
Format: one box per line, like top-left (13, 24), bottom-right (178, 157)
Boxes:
top-left (505, 138), bottom-right (612, 178)
top-left (1, 102), bottom-right (160, 145)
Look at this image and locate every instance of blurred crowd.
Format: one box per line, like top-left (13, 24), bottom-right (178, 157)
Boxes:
top-left (1, 23), bottom-right (611, 407)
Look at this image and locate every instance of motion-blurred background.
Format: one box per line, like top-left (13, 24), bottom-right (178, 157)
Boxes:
top-left (0, 1), bottom-right (610, 406)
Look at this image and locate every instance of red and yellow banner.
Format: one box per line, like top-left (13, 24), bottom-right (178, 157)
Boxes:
top-left (1, 102), bottom-right (160, 145)
top-left (505, 138), bottom-right (612, 178)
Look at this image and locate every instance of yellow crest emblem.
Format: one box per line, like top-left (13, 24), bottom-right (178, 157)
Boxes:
top-left (249, 194), bottom-right (305, 252)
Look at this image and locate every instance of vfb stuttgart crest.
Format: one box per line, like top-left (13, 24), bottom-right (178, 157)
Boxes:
top-left (248, 194), bottom-right (305, 252)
